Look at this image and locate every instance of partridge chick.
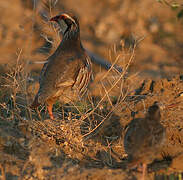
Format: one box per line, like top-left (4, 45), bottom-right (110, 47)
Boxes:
top-left (124, 102), bottom-right (165, 180)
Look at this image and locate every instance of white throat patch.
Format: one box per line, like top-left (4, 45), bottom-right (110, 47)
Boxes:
top-left (58, 19), bottom-right (68, 34)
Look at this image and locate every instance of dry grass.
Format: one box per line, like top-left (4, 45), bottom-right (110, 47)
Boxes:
top-left (1, 40), bottom-right (181, 179)
top-left (3, 36), bottom-right (133, 143)
top-left (0, 32), bottom-right (135, 175)
top-left (0, 1), bottom-right (182, 179)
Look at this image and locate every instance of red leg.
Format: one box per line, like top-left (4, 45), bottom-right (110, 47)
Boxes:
top-left (47, 102), bottom-right (54, 120)
top-left (142, 163), bottom-right (147, 180)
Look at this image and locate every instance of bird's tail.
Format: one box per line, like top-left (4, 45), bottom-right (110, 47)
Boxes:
top-left (30, 94), bottom-right (41, 109)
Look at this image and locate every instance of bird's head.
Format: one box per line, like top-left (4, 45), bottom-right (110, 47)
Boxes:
top-left (147, 101), bottom-right (161, 121)
top-left (50, 13), bottom-right (79, 36)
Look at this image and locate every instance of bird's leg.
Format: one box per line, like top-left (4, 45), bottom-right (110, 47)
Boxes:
top-left (47, 100), bottom-right (54, 120)
top-left (142, 163), bottom-right (147, 180)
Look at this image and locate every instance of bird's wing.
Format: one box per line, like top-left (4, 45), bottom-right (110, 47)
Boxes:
top-left (54, 57), bottom-right (82, 88)
top-left (37, 51), bottom-right (90, 103)
top-left (72, 66), bottom-right (90, 93)
top-left (124, 118), bottom-right (148, 153)
top-left (37, 54), bottom-right (73, 102)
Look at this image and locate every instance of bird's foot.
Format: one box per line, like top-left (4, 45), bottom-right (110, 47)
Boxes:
top-left (49, 113), bottom-right (54, 120)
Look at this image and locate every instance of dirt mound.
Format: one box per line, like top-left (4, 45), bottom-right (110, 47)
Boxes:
top-left (1, 75), bottom-right (183, 179)
top-left (1, 0), bottom-right (183, 179)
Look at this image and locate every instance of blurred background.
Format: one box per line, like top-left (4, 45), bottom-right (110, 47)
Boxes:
top-left (0, 0), bottom-right (183, 79)
top-left (1, 1), bottom-right (183, 179)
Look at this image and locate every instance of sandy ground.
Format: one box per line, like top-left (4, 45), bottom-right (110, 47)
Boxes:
top-left (1, 0), bottom-right (183, 179)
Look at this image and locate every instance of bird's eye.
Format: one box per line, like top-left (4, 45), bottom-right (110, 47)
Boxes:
top-left (64, 18), bottom-right (73, 26)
